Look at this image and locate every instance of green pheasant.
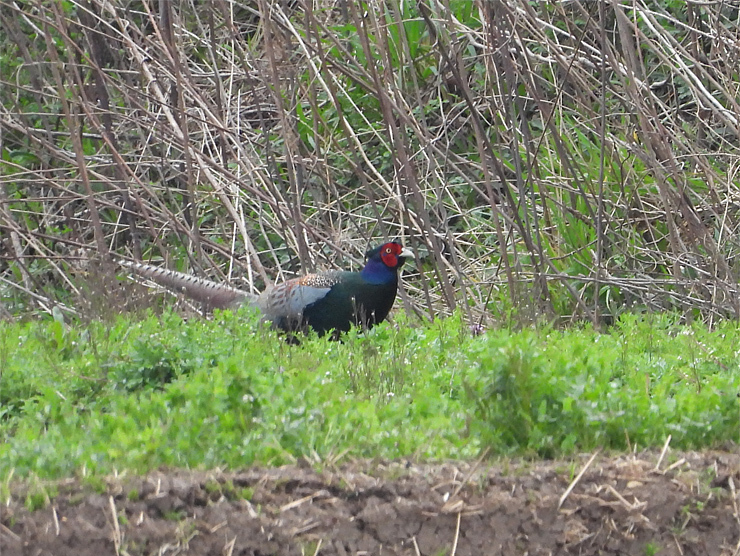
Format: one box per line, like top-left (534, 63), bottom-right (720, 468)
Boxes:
top-left (122, 242), bottom-right (413, 335)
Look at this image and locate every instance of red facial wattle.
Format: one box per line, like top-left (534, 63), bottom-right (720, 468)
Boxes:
top-left (380, 243), bottom-right (401, 268)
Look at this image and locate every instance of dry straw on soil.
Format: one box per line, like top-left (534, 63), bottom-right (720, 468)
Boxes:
top-left (3, 450), bottom-right (740, 555)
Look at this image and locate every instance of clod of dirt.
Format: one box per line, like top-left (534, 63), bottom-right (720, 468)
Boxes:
top-left (2, 451), bottom-right (739, 555)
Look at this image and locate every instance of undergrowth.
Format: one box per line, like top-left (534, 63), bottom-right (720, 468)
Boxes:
top-left (0, 310), bottom-right (738, 480)
top-left (3, 1), bottom-right (740, 323)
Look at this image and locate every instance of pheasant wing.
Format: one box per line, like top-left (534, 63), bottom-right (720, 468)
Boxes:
top-left (258, 273), bottom-right (343, 325)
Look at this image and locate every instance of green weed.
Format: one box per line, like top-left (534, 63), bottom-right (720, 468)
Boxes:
top-left (0, 311), bottom-right (738, 480)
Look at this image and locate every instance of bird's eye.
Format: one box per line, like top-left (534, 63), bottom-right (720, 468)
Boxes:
top-left (385, 247), bottom-right (392, 253)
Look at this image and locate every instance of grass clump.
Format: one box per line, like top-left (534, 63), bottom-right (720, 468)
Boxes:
top-left (0, 311), bottom-right (738, 481)
top-left (23, 478), bottom-right (58, 512)
top-left (465, 315), bottom-right (740, 456)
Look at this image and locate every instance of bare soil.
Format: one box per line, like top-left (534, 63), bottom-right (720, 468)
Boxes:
top-left (2, 451), bottom-right (739, 556)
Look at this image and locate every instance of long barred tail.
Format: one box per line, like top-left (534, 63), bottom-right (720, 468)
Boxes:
top-left (119, 260), bottom-right (257, 309)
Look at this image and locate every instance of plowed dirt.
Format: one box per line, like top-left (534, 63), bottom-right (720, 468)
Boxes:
top-left (2, 451), bottom-right (739, 555)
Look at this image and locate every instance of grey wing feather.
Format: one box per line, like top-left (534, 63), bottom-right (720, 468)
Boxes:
top-left (257, 277), bottom-right (332, 320)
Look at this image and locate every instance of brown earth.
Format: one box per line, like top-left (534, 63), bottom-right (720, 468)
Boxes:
top-left (2, 451), bottom-right (739, 556)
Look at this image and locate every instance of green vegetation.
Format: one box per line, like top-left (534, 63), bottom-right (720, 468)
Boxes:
top-left (1, 310), bottom-right (738, 480)
top-left (644, 542), bottom-right (661, 556)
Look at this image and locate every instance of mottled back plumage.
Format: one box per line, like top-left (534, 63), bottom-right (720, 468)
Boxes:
top-left (121, 242), bottom-right (413, 335)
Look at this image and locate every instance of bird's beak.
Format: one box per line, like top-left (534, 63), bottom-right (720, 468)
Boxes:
top-left (400, 247), bottom-right (415, 259)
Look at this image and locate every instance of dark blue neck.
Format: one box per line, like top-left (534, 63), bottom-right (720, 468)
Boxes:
top-left (360, 257), bottom-right (398, 285)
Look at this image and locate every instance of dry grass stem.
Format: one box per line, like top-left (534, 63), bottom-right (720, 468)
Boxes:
top-left (2, 1), bottom-right (740, 325)
top-left (654, 434), bottom-right (672, 472)
top-left (108, 495), bottom-right (121, 556)
top-left (559, 450), bottom-right (600, 510)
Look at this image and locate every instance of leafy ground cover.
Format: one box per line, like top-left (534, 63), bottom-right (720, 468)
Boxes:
top-left (1, 311), bottom-right (738, 481)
